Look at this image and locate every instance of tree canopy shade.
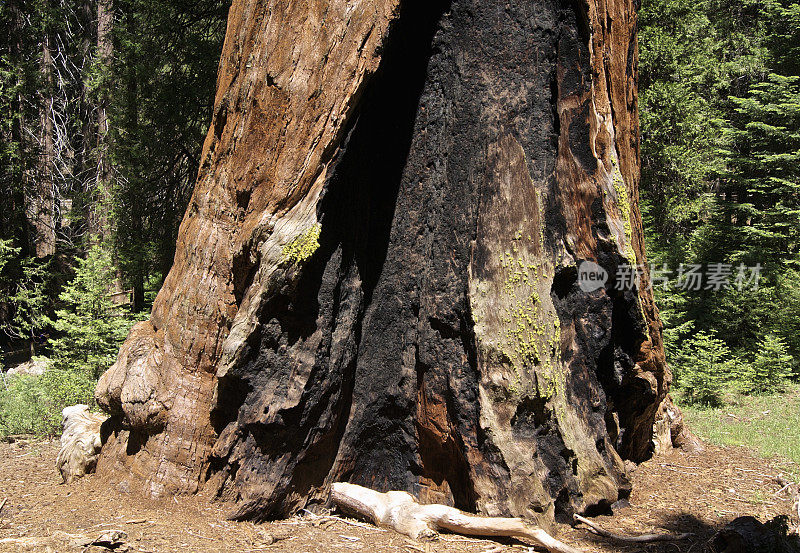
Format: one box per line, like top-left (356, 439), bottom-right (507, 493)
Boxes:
top-left (95, 0), bottom-right (673, 528)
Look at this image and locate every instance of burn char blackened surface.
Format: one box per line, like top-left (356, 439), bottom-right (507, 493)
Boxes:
top-left (205, 0), bottom-right (665, 527)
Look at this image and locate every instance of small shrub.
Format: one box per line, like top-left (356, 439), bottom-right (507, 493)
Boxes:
top-left (48, 244), bottom-right (142, 379)
top-left (0, 240), bottom-right (52, 350)
top-left (739, 334), bottom-right (794, 395)
top-left (0, 368), bottom-right (96, 438)
top-left (0, 237), bottom-right (17, 275)
top-left (674, 330), bottom-right (735, 406)
top-left (0, 374), bottom-right (53, 437)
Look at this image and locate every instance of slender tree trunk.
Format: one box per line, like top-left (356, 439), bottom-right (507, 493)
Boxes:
top-left (97, 0), bottom-right (673, 529)
top-left (91, 0), bottom-right (114, 243)
top-left (91, 0), bottom-right (126, 296)
top-left (24, 4), bottom-right (57, 258)
top-left (5, 0), bottom-right (27, 246)
top-left (124, 9), bottom-right (145, 311)
top-left (77, 0), bottom-right (94, 210)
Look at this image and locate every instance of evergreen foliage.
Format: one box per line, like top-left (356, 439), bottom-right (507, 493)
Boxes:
top-left (0, 239), bottom-right (52, 352)
top-left (725, 73), bottom-right (800, 267)
top-left (673, 331), bottom-right (735, 406)
top-left (640, 0), bottom-right (800, 404)
top-left (740, 334), bottom-right (795, 394)
top-left (109, 0), bottom-right (229, 307)
top-left (48, 245), bottom-right (142, 379)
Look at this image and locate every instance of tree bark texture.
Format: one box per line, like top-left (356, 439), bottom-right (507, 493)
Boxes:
top-left (25, 9), bottom-right (56, 257)
top-left (96, 0), bottom-right (670, 529)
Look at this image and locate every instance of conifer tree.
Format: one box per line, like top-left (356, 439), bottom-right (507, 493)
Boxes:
top-left (48, 244), bottom-right (140, 378)
top-left (675, 331), bottom-right (735, 406)
top-left (740, 334), bottom-right (794, 394)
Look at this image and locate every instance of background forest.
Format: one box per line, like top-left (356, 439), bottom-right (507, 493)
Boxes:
top-left (0, 0), bottom-right (798, 438)
top-left (0, 0), bottom-right (229, 433)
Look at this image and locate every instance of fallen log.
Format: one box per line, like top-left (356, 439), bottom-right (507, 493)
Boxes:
top-left (331, 482), bottom-right (582, 553)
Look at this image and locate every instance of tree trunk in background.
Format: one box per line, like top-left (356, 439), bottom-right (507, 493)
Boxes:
top-left (77, 0), bottom-right (94, 215)
top-left (26, 10), bottom-right (56, 257)
top-left (6, 0), bottom-right (28, 246)
top-left (91, 0), bottom-right (113, 242)
top-left (96, 0), bottom-right (672, 528)
top-left (123, 6), bottom-right (145, 311)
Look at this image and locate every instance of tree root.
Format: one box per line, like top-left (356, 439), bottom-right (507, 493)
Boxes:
top-left (0, 529), bottom-right (128, 550)
top-left (573, 514), bottom-right (692, 543)
top-left (330, 482), bottom-right (583, 553)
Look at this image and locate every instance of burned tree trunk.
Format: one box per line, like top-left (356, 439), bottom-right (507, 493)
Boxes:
top-left (96, 0), bottom-right (671, 529)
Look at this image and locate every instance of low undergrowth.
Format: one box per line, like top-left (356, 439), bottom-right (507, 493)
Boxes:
top-left (0, 369), bottom-right (96, 437)
top-left (0, 245), bottom-right (142, 439)
top-left (676, 385), bottom-right (800, 468)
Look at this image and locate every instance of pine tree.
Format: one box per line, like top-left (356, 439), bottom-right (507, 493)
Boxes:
top-left (638, 0), bottom-right (728, 262)
top-left (48, 244), bottom-right (141, 378)
top-left (740, 334), bottom-right (794, 394)
top-left (724, 73), bottom-right (800, 269)
top-left (675, 331), bottom-right (735, 406)
top-left (0, 238), bottom-right (53, 355)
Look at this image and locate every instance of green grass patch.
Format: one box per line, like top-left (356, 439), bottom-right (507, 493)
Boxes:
top-left (675, 385), bottom-right (800, 468)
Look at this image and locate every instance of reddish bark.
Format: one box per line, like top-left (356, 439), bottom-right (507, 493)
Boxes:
top-left (97, 0), bottom-right (673, 527)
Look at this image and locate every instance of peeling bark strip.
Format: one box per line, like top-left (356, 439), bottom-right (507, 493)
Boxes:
top-left (96, 0), bottom-right (670, 529)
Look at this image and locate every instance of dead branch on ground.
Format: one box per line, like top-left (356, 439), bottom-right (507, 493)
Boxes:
top-left (331, 482), bottom-right (582, 553)
top-left (573, 514), bottom-right (692, 543)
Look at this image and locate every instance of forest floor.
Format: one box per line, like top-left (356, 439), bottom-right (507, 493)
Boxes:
top-left (0, 438), bottom-right (797, 553)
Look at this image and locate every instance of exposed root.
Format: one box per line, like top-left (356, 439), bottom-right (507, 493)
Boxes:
top-left (301, 509), bottom-right (388, 531)
top-left (573, 514), bottom-right (692, 543)
top-left (0, 529), bottom-right (127, 549)
top-left (331, 482), bottom-right (583, 553)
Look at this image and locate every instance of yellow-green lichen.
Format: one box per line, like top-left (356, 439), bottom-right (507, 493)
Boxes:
top-left (497, 232), bottom-right (562, 401)
top-left (281, 223), bottom-right (321, 264)
top-left (610, 157), bottom-right (636, 266)
top-left (611, 157), bottom-right (651, 341)
top-left (498, 207), bottom-right (550, 385)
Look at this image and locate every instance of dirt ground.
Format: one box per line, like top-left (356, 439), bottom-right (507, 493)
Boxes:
top-left (0, 439), bottom-right (796, 553)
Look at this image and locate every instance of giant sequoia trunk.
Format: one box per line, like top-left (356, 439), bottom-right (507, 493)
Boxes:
top-left (96, 0), bottom-right (670, 529)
